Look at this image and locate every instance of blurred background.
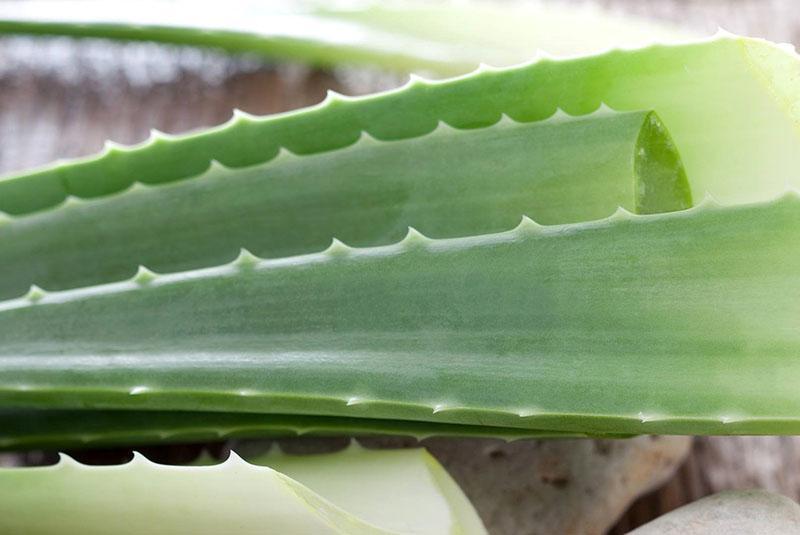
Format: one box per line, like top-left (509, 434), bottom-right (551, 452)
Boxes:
top-left (0, 1), bottom-right (799, 534)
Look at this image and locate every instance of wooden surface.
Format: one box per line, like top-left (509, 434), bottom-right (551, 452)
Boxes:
top-left (2, 1), bottom-right (800, 533)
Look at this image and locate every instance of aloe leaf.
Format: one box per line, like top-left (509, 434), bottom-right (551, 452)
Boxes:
top-left (0, 34), bottom-right (795, 217)
top-left (245, 444), bottom-right (486, 535)
top-left (0, 410), bottom-right (606, 451)
top-left (0, 0), bottom-right (689, 75)
top-left (0, 447), bottom-right (487, 534)
top-left (1, 194), bottom-right (799, 435)
top-left (0, 109), bottom-right (689, 300)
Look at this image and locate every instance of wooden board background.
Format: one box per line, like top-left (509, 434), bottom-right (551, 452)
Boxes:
top-left (1, 1), bottom-right (799, 532)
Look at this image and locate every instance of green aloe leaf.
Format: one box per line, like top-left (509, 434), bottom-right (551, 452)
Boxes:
top-left (1, 193), bottom-right (799, 435)
top-left (0, 109), bottom-right (689, 300)
top-left (0, 0), bottom-right (688, 75)
top-left (0, 35), bottom-right (796, 216)
top-left (0, 410), bottom-right (607, 451)
top-left (0, 445), bottom-right (487, 534)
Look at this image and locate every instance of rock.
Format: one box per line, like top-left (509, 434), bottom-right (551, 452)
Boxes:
top-left (630, 489), bottom-right (800, 534)
top-left (420, 435), bottom-right (691, 535)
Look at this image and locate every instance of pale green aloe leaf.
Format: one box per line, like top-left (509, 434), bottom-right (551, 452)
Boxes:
top-left (0, 447), bottom-right (487, 535)
top-left (0, 34), bottom-right (796, 216)
top-left (1, 194), bottom-right (799, 435)
top-left (0, 0), bottom-right (690, 75)
top-left (0, 410), bottom-right (609, 451)
top-left (0, 109), bottom-right (690, 300)
top-left (246, 444), bottom-right (486, 535)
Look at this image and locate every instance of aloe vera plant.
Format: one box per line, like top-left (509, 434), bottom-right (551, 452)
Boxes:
top-left (0, 0), bottom-right (688, 75)
top-left (0, 445), bottom-right (487, 534)
top-left (2, 30), bottom-right (800, 443)
top-left (0, 109), bottom-right (689, 300)
top-left (0, 34), bottom-right (797, 218)
top-left (2, 192), bottom-right (799, 435)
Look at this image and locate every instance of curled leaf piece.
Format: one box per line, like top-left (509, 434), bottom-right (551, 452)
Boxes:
top-left (0, 446), bottom-right (487, 534)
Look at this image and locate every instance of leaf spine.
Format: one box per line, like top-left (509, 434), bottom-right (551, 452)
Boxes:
top-left (102, 139), bottom-right (126, 154)
top-left (405, 72), bottom-right (430, 88)
top-left (225, 450), bottom-right (247, 466)
top-left (324, 238), bottom-right (353, 258)
top-left (23, 285), bottom-right (46, 304)
top-left (694, 192), bottom-right (721, 210)
top-left (60, 195), bottom-right (86, 210)
top-left (514, 215), bottom-right (544, 235)
top-left (57, 453), bottom-right (81, 467)
top-left (549, 108), bottom-right (573, 121)
top-left (232, 248), bottom-right (262, 270)
top-left (608, 205), bottom-right (635, 221)
top-left (129, 451), bottom-right (149, 465)
top-left (322, 89), bottom-right (348, 107)
top-left (132, 265), bottom-right (158, 286)
top-left (231, 108), bottom-right (258, 122)
top-left (148, 128), bottom-right (172, 142)
top-left (432, 404), bottom-right (448, 414)
top-left (401, 226), bottom-right (432, 249)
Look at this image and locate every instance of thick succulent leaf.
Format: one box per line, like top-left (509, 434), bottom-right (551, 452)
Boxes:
top-left (0, 109), bottom-right (690, 300)
top-left (1, 195), bottom-right (799, 435)
top-left (0, 0), bottom-right (689, 75)
top-left (0, 446), bottom-right (487, 535)
top-left (0, 410), bottom-right (607, 451)
top-left (0, 34), bottom-right (796, 215)
top-left (246, 444), bottom-right (487, 535)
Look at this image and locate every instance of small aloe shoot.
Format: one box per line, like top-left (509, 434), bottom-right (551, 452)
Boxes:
top-left (0, 109), bottom-right (689, 300)
top-left (1, 194), bottom-right (799, 435)
top-left (0, 445), bottom-right (487, 534)
top-left (0, 0), bottom-right (688, 75)
top-left (0, 34), bottom-right (797, 216)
